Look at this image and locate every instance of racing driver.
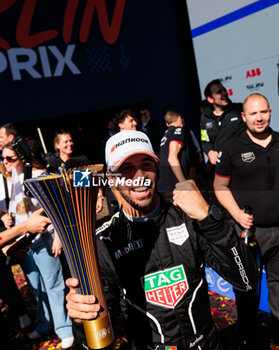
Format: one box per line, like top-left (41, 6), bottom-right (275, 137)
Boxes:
top-left (66, 130), bottom-right (258, 350)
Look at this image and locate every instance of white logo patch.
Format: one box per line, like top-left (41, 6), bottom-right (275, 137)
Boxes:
top-left (166, 223), bottom-right (189, 246)
top-left (241, 152), bottom-right (255, 163)
top-left (205, 122), bottom-right (213, 129)
top-left (174, 127), bottom-right (182, 135)
top-left (230, 117), bottom-right (238, 122)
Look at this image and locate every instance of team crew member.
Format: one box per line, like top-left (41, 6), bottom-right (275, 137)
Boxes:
top-left (200, 79), bottom-right (244, 165)
top-left (66, 130), bottom-right (257, 350)
top-left (214, 93), bottom-right (279, 348)
top-left (112, 109), bottom-right (138, 132)
top-left (157, 110), bottom-right (197, 202)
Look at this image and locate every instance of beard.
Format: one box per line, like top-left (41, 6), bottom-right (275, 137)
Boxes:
top-left (120, 190), bottom-right (154, 211)
top-left (118, 183), bottom-right (159, 216)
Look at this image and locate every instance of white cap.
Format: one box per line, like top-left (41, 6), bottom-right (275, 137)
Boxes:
top-left (105, 130), bottom-right (159, 172)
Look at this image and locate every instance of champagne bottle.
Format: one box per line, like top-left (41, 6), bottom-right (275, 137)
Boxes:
top-left (239, 206), bottom-right (255, 245)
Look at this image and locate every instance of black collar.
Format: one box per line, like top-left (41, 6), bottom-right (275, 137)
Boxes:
top-left (241, 128), bottom-right (279, 145)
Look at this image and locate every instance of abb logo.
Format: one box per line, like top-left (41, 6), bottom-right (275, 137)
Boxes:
top-left (246, 68), bottom-right (261, 78)
top-left (226, 89), bottom-right (233, 96)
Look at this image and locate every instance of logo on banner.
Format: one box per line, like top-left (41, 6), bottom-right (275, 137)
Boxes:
top-left (246, 68), bottom-right (261, 78)
top-left (165, 347), bottom-right (177, 350)
top-left (73, 169), bottom-right (91, 187)
top-left (142, 265), bottom-right (188, 308)
top-left (219, 75), bottom-right (232, 82)
top-left (205, 269), bottom-right (215, 288)
top-left (246, 82), bottom-right (264, 91)
top-left (241, 152), bottom-right (255, 163)
top-left (226, 88), bottom-right (233, 96)
top-left (217, 278), bottom-right (230, 293)
top-left (0, 0), bottom-right (127, 81)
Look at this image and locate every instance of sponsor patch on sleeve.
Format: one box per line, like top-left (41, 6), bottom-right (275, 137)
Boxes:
top-left (174, 127), bottom-right (182, 135)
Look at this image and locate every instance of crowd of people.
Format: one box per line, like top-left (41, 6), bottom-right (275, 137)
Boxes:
top-left (0, 84), bottom-right (278, 350)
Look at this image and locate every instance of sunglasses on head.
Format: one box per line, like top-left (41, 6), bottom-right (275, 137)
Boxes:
top-left (1, 156), bottom-right (18, 162)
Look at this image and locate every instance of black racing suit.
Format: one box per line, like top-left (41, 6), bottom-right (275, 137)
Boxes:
top-left (200, 103), bottom-right (244, 157)
top-left (73, 203), bottom-right (258, 350)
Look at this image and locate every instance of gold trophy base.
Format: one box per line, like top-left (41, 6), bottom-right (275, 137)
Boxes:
top-left (83, 314), bottom-right (114, 349)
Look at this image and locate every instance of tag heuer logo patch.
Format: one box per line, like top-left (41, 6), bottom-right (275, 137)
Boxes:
top-left (142, 265), bottom-right (188, 308)
top-left (241, 152), bottom-right (255, 163)
top-left (166, 223), bottom-right (189, 246)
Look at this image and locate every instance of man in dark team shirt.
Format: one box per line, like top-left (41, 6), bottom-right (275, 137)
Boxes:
top-left (157, 110), bottom-right (197, 202)
top-left (200, 79), bottom-right (244, 166)
top-left (214, 93), bottom-right (279, 348)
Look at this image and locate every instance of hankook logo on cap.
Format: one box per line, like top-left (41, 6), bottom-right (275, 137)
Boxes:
top-left (110, 137), bottom-right (148, 154)
top-left (110, 145), bottom-right (116, 153)
top-left (241, 152), bottom-right (255, 163)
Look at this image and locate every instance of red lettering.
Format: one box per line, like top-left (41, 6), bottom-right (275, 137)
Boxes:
top-left (147, 291), bottom-right (157, 302)
top-left (63, 0), bottom-right (79, 44)
top-left (80, 0), bottom-right (126, 44)
top-left (0, 0), bottom-right (16, 50)
top-left (162, 287), bottom-right (174, 306)
top-left (246, 68), bottom-right (261, 78)
top-left (179, 282), bottom-right (187, 292)
top-left (16, 0), bottom-right (58, 48)
top-left (155, 289), bottom-right (164, 304)
top-left (246, 71), bottom-right (251, 78)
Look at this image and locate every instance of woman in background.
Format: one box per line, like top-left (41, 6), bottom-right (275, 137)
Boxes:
top-left (0, 140), bottom-right (74, 350)
top-left (47, 129), bottom-right (103, 213)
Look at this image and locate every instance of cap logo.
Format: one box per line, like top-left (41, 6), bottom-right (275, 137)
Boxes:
top-left (106, 130), bottom-right (158, 171)
top-left (113, 137), bottom-right (148, 150)
top-left (110, 145), bottom-right (116, 153)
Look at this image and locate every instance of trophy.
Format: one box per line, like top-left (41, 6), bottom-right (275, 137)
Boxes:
top-left (25, 165), bottom-right (114, 349)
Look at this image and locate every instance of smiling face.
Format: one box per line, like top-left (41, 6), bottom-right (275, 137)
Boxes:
top-left (119, 115), bottom-right (138, 131)
top-left (2, 147), bottom-right (23, 175)
top-left (207, 83), bottom-right (230, 110)
top-left (242, 95), bottom-right (271, 136)
top-left (55, 133), bottom-right (74, 161)
top-left (115, 154), bottom-right (159, 215)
